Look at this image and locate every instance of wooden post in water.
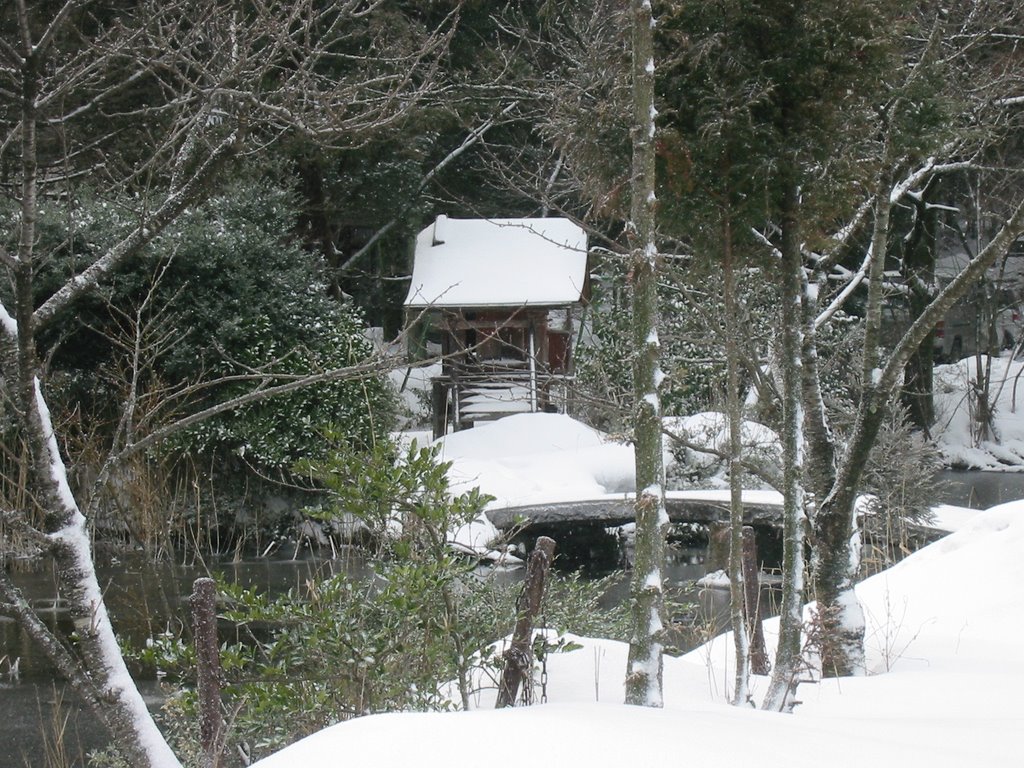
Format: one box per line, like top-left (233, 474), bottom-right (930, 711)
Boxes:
top-left (742, 526), bottom-right (770, 675)
top-left (496, 536), bottom-right (556, 708)
top-left (191, 577), bottom-right (224, 768)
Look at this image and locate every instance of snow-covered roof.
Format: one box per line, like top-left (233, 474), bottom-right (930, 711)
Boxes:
top-left (403, 216), bottom-right (588, 309)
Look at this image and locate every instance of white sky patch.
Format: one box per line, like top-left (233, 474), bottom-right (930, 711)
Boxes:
top-left (645, 58), bottom-right (654, 75)
top-left (646, 328), bottom-right (660, 347)
top-left (643, 392), bottom-right (660, 412)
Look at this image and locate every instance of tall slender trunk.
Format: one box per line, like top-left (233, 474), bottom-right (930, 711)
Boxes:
top-left (763, 177), bottom-right (806, 711)
top-left (723, 214), bottom-right (752, 705)
top-left (624, 0), bottom-right (667, 708)
top-left (9, 276), bottom-right (184, 768)
top-left (901, 182), bottom-right (940, 433)
top-left (811, 403), bottom-right (881, 677)
top-left (811, 172), bottom-right (895, 679)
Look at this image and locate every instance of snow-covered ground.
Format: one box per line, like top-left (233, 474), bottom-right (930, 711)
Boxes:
top-left (250, 403), bottom-right (1021, 768)
top-left (933, 353), bottom-right (1024, 469)
top-left (253, 497), bottom-right (1022, 767)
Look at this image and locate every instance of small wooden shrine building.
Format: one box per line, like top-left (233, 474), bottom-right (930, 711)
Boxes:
top-left (403, 215), bottom-right (589, 437)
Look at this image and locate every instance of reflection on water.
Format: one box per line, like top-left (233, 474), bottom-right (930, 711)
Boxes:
top-left (934, 469), bottom-right (1024, 509)
top-left (3, 549), bottom-right (374, 680)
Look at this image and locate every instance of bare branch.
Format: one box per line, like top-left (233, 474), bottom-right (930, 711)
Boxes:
top-left (31, 0), bottom-right (88, 61)
top-left (339, 101), bottom-right (521, 273)
top-left (121, 355), bottom-right (399, 461)
top-left (32, 130), bottom-right (242, 329)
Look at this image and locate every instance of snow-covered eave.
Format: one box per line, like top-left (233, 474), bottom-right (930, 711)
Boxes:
top-left (403, 298), bottom-right (584, 311)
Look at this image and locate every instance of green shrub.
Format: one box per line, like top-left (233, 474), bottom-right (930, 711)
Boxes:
top-left (136, 439), bottom-right (628, 763)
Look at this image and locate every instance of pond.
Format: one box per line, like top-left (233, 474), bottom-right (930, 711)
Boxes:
top-left (1, 551), bottom-right (373, 763)
top-left (3, 540), bottom-right (744, 764)
top-left (933, 469), bottom-right (1024, 509)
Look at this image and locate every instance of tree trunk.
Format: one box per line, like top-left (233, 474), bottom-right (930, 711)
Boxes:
top-left (812, 193), bottom-right (1024, 679)
top-left (810, 397), bottom-right (884, 678)
top-left (2, 38), bottom-right (181, 764)
top-left (723, 214), bottom-right (752, 705)
top-left (900, 182), bottom-right (940, 433)
top-left (192, 578), bottom-right (225, 768)
top-left (624, 0), bottom-right (667, 708)
top-left (742, 527), bottom-right (770, 676)
top-left (762, 178), bottom-right (807, 712)
top-left (496, 537), bottom-right (557, 708)
top-left (29, 380), bottom-right (184, 768)
top-left (812, 168), bottom-right (894, 680)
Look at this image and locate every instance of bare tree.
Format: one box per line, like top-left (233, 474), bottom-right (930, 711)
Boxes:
top-left (804, 0), bottom-right (1024, 680)
top-left (0, 2), bottom-right (452, 764)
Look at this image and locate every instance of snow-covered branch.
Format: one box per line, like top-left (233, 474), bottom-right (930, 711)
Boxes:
top-left (339, 101), bottom-right (521, 273)
top-left (31, 130), bottom-right (241, 330)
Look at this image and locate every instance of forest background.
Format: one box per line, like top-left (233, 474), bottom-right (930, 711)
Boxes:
top-left (2, 1), bottom-right (1024, 766)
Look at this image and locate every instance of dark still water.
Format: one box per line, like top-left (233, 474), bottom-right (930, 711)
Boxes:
top-left (934, 469), bottom-right (1024, 509)
top-left (1, 542), bottom-right (730, 764)
top-left (1, 551), bottom-right (372, 765)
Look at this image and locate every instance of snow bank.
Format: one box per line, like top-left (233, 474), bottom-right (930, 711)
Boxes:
top-left (933, 353), bottom-right (1024, 470)
top-left (253, 501), bottom-right (1023, 768)
top-left (436, 413), bottom-right (638, 553)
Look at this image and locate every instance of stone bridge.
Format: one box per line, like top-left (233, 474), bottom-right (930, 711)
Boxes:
top-left (485, 490), bottom-right (785, 531)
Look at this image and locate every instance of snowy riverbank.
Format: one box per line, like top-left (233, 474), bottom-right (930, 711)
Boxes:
top-left (253, 500), bottom-right (1022, 767)
top-left (934, 353), bottom-right (1024, 470)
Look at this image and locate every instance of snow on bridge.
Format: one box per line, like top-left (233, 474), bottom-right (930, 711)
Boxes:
top-left (485, 490), bottom-right (785, 531)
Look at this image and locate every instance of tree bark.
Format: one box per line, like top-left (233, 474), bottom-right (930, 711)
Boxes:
top-left (723, 213), bottom-right (753, 705)
top-left (624, 0), bottom-right (667, 708)
top-left (900, 182), bottom-right (940, 433)
top-left (192, 578), bottom-right (225, 768)
top-left (496, 537), bottom-right (556, 708)
top-left (763, 176), bottom-right (806, 712)
top-left (742, 527), bottom-right (770, 676)
top-left (33, 381), bottom-right (185, 768)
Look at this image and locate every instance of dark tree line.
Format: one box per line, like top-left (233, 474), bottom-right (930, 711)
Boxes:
top-left (2, 0), bottom-right (1024, 761)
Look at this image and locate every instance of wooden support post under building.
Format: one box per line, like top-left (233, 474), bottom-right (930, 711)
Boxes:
top-left (191, 577), bottom-right (225, 768)
top-left (496, 536), bottom-right (556, 708)
top-left (742, 526), bottom-right (770, 675)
